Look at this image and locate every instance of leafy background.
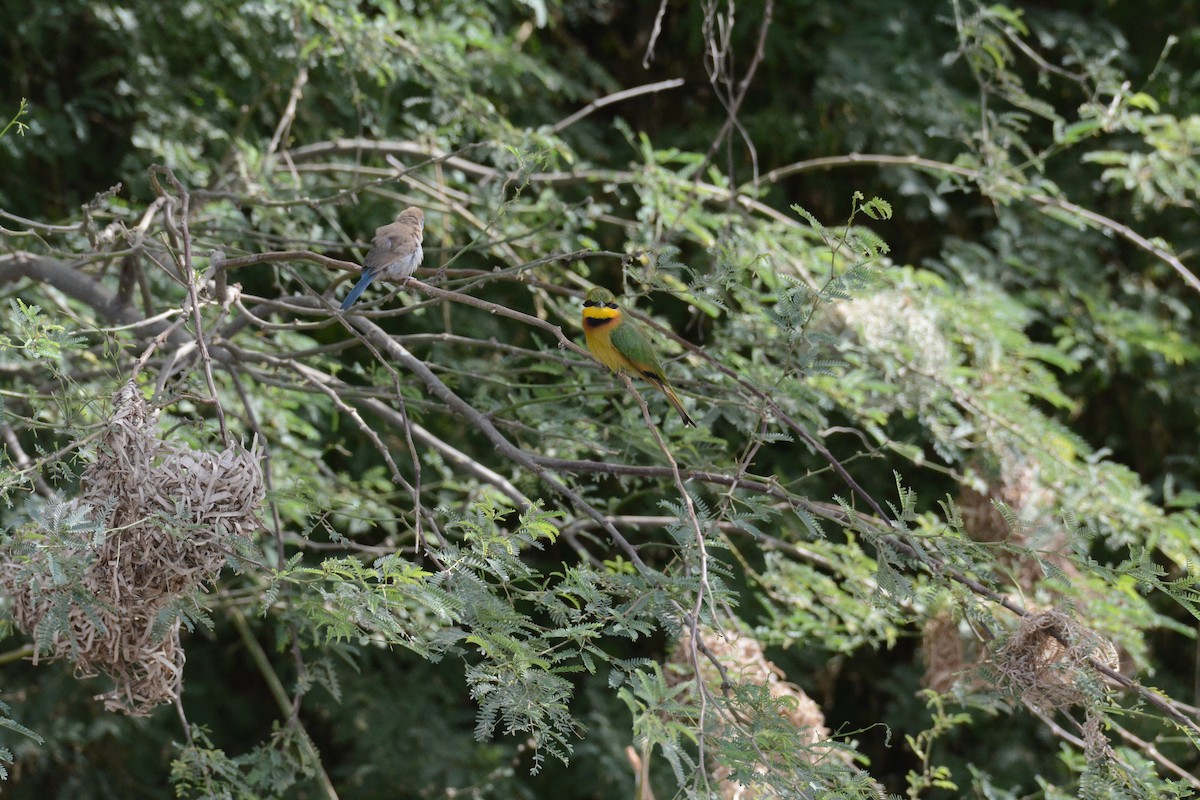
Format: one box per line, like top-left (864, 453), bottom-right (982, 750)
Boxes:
top-left (2, 0), bottom-right (1200, 797)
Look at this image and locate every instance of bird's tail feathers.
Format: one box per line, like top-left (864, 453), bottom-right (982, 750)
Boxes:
top-left (660, 382), bottom-right (696, 428)
top-left (340, 271), bottom-right (376, 311)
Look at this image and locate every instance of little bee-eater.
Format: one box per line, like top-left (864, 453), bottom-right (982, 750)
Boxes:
top-left (581, 287), bottom-right (696, 427)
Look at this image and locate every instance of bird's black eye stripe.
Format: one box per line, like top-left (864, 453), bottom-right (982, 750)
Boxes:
top-left (605, 302), bottom-right (618, 309)
top-left (583, 300), bottom-right (597, 308)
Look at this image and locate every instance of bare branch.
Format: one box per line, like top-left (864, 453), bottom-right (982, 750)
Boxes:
top-left (642, 0), bottom-right (669, 67)
top-left (551, 78), bottom-right (686, 134)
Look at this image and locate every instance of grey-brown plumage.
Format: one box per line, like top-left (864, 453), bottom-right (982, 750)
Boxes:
top-left (341, 207), bottom-right (424, 310)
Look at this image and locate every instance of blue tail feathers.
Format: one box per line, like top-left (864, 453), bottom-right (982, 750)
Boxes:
top-left (340, 270), bottom-right (376, 310)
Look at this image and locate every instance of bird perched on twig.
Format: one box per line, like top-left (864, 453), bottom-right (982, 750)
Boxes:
top-left (340, 206), bottom-right (424, 310)
top-left (581, 287), bottom-right (696, 427)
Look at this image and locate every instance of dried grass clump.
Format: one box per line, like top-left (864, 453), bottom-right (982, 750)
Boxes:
top-left (921, 610), bottom-right (967, 694)
top-left (833, 290), bottom-right (952, 414)
top-left (958, 457), bottom-right (1074, 595)
top-left (991, 609), bottom-right (1118, 713)
top-left (0, 382), bottom-right (263, 715)
top-left (669, 627), bottom-right (849, 799)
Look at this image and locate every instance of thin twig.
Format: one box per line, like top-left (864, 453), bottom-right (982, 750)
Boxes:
top-left (696, 0), bottom-right (773, 187)
top-left (1108, 718), bottom-right (1200, 789)
top-left (342, 313), bottom-right (652, 572)
top-left (753, 152), bottom-right (1200, 295)
top-left (642, 0), bottom-right (669, 67)
top-left (0, 208), bottom-right (84, 232)
top-left (551, 79), bottom-right (685, 134)
top-left (266, 64), bottom-right (309, 160)
top-left (230, 608), bottom-right (340, 800)
top-left (155, 167), bottom-right (230, 444)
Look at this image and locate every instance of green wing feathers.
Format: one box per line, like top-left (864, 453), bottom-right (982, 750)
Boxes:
top-left (609, 317), bottom-right (695, 427)
top-left (609, 319), bottom-right (663, 374)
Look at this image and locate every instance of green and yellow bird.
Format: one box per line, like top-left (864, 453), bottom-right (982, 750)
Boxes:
top-left (581, 287), bottom-right (696, 427)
